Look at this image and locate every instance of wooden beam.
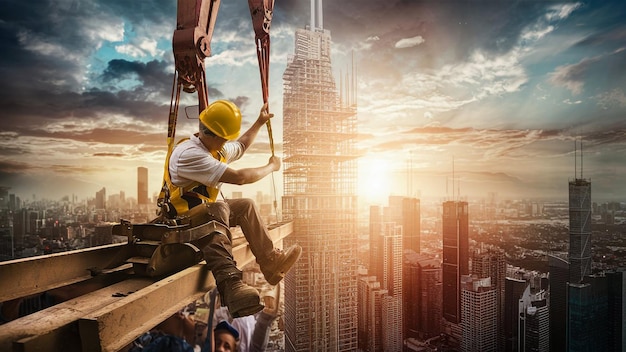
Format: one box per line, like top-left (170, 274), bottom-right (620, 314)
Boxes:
top-left (78, 265), bottom-right (214, 352)
top-left (0, 243), bottom-right (129, 302)
top-left (0, 222), bottom-right (293, 352)
top-left (0, 277), bottom-right (153, 352)
top-left (77, 222), bottom-right (293, 351)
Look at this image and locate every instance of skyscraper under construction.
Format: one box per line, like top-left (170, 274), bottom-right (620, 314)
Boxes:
top-left (281, 0), bottom-right (359, 350)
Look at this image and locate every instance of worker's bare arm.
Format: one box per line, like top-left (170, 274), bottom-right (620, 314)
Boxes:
top-left (219, 156), bottom-right (280, 185)
top-left (237, 103), bottom-right (273, 150)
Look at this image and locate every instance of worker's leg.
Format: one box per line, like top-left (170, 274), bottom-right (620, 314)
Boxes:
top-left (226, 198), bottom-right (302, 285)
top-left (225, 198), bottom-right (274, 258)
top-left (191, 202), bottom-right (239, 284)
top-left (190, 202), bottom-right (262, 318)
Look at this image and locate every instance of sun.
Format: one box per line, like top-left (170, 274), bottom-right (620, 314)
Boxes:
top-left (358, 156), bottom-right (391, 203)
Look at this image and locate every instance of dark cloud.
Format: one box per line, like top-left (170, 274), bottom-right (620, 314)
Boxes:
top-left (231, 96), bottom-right (250, 110)
top-left (0, 0), bottom-right (177, 136)
top-left (0, 1), bottom-right (111, 91)
top-left (0, 160), bottom-right (36, 173)
top-left (574, 25), bottom-right (626, 49)
top-left (49, 164), bottom-right (105, 175)
top-left (101, 0), bottom-right (175, 25)
top-left (405, 126), bottom-right (473, 135)
top-left (92, 153), bottom-right (126, 157)
top-left (0, 139), bottom-right (28, 157)
top-left (583, 127), bottom-right (626, 147)
top-left (2, 88), bottom-right (169, 128)
top-left (28, 128), bottom-right (164, 147)
top-left (99, 59), bottom-right (171, 88)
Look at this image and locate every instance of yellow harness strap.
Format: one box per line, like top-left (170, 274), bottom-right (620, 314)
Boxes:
top-left (158, 138), bottom-right (223, 218)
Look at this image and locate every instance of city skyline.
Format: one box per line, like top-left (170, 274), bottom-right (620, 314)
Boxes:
top-left (1, 1), bottom-right (626, 205)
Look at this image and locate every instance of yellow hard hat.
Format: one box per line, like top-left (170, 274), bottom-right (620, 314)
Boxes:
top-left (199, 100), bottom-right (242, 140)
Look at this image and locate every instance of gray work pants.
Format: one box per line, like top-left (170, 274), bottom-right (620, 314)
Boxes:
top-left (192, 198), bottom-right (274, 285)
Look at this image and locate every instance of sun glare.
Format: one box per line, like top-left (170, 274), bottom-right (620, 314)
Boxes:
top-left (358, 157), bottom-right (392, 203)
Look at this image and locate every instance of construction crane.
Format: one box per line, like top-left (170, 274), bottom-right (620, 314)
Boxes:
top-left (0, 1), bottom-right (285, 350)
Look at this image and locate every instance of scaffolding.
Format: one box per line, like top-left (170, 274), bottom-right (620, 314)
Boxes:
top-left (281, 25), bottom-right (359, 351)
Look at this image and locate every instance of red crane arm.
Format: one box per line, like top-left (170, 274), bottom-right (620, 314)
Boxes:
top-left (248, 0), bottom-right (275, 155)
top-left (158, 0), bottom-right (221, 218)
top-left (168, 0), bottom-right (221, 144)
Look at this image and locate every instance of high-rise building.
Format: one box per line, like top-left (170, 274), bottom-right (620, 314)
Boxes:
top-left (372, 197), bottom-right (419, 285)
top-left (387, 196), bottom-right (420, 254)
top-left (0, 187), bottom-right (9, 210)
top-left (282, 0), bottom-right (358, 350)
top-left (566, 164), bottom-right (609, 351)
top-left (12, 209), bottom-right (26, 248)
top-left (461, 275), bottom-right (497, 352)
top-left (381, 223), bottom-right (402, 296)
top-left (357, 275), bottom-right (386, 352)
top-left (606, 270), bottom-right (626, 351)
top-left (382, 294), bottom-right (402, 352)
top-left (519, 288), bottom-right (549, 352)
top-left (357, 273), bottom-right (371, 351)
top-left (504, 277), bottom-right (528, 352)
top-left (472, 248), bottom-right (506, 350)
top-left (402, 197), bottom-right (420, 254)
top-left (370, 205), bottom-right (383, 281)
top-left (567, 275), bottom-right (609, 351)
top-left (137, 166), bottom-right (149, 205)
top-left (568, 178), bottom-right (591, 284)
top-left (403, 251), bottom-right (442, 341)
top-left (95, 187), bottom-right (106, 210)
top-left (442, 201), bottom-right (469, 325)
top-left (548, 254), bottom-right (569, 352)
top-left (0, 208), bottom-right (14, 260)
top-left (381, 222), bottom-right (402, 351)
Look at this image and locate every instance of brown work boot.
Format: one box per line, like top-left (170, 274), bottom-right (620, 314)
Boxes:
top-left (217, 278), bottom-right (263, 318)
top-left (259, 245), bottom-right (302, 285)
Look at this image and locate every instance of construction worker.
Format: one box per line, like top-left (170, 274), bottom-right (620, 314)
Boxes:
top-left (166, 100), bottom-right (301, 318)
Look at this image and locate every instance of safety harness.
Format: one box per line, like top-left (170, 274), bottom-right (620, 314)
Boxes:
top-left (157, 138), bottom-right (224, 219)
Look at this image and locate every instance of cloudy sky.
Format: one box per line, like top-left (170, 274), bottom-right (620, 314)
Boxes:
top-left (1, 0), bottom-right (625, 206)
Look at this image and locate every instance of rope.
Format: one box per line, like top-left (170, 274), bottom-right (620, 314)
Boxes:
top-left (249, 0), bottom-right (279, 220)
top-left (253, 34), bottom-right (274, 156)
top-left (157, 73), bottom-right (183, 221)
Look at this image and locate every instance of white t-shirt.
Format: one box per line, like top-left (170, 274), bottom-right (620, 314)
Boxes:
top-left (169, 134), bottom-right (245, 189)
top-left (231, 315), bottom-right (257, 352)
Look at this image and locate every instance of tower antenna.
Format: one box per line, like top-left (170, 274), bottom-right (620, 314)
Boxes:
top-left (580, 137), bottom-right (583, 179)
top-left (452, 156), bottom-right (455, 202)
